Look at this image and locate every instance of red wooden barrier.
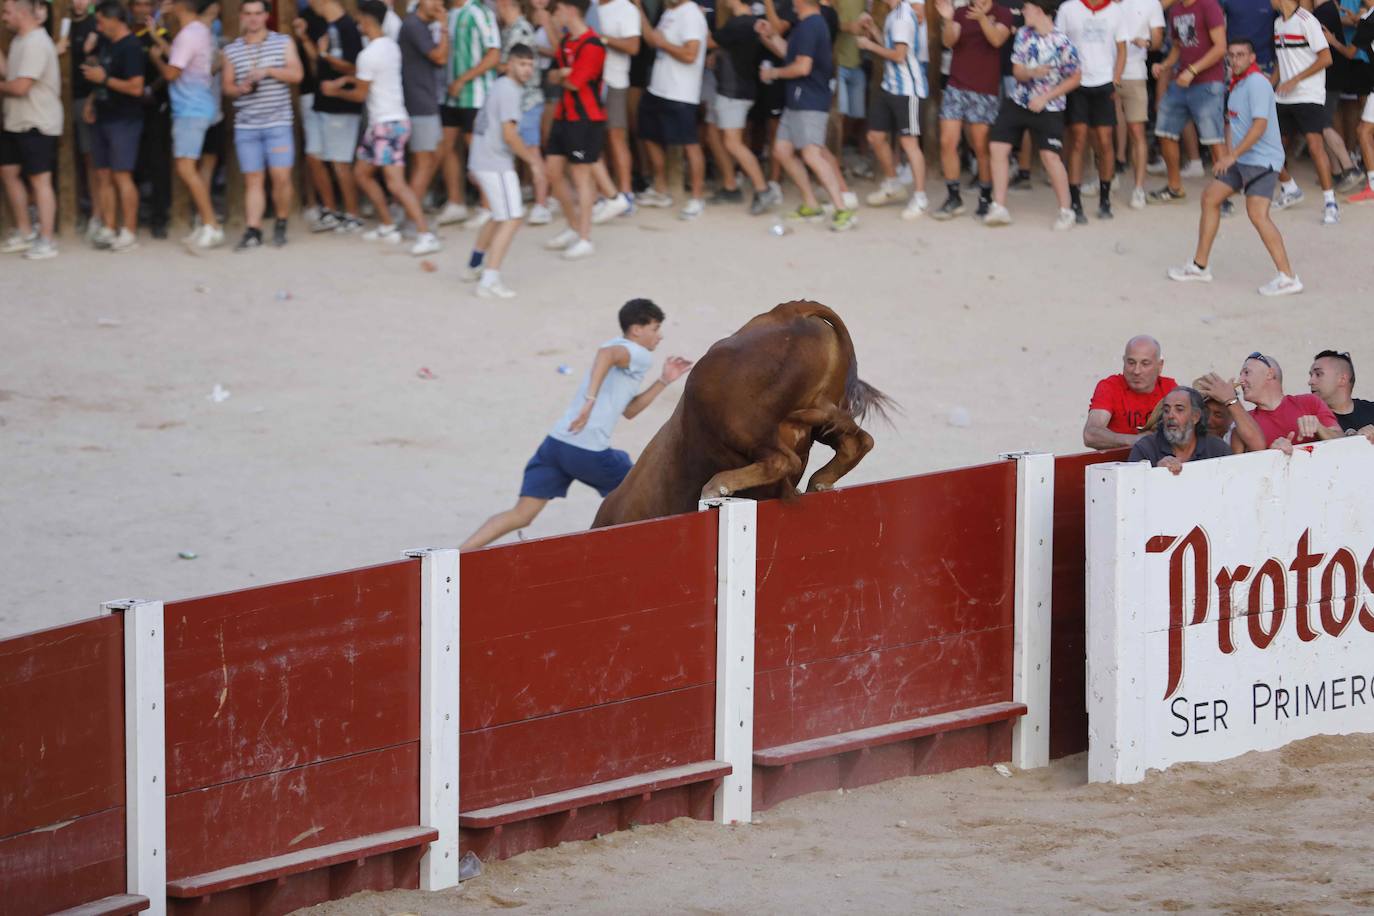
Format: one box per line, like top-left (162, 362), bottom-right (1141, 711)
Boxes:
top-left (1049, 449), bottom-right (1129, 759)
top-left (0, 616), bottom-right (127, 915)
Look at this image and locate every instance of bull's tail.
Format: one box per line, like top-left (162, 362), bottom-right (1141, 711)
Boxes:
top-left (786, 300), bottom-right (898, 425)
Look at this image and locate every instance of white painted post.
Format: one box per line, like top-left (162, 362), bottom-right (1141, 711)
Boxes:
top-left (1007, 452), bottom-right (1054, 770)
top-left (105, 599), bottom-right (166, 916)
top-left (406, 548), bottom-right (462, 890)
top-left (699, 497), bottom-right (756, 825)
top-left (1084, 462), bottom-right (1149, 784)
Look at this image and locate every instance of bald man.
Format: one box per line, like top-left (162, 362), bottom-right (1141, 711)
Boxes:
top-left (1234, 351), bottom-right (1341, 453)
top-left (1083, 335), bottom-right (1178, 449)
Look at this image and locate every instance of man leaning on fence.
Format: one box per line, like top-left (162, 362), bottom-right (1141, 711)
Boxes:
top-left (1128, 387), bottom-right (1230, 474)
top-left (0, 0), bottom-right (63, 260)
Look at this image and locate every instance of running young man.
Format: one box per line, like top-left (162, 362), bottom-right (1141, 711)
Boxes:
top-left (460, 298), bottom-right (692, 550)
top-left (1167, 39), bottom-right (1303, 295)
top-left (1271, 0), bottom-right (1339, 224)
top-left (858, 0), bottom-right (932, 219)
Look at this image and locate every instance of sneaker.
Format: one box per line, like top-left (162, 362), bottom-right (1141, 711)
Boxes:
top-left (235, 228), bottom-right (263, 251)
top-left (1073, 204), bottom-right (1088, 225)
top-left (1009, 170), bottom-right (1033, 191)
top-left (1336, 169), bottom-right (1366, 194)
top-left (829, 208), bottom-right (858, 232)
top-left (679, 197), bottom-right (705, 220)
top-left (1, 230), bottom-right (35, 254)
top-left (708, 186), bottom-right (744, 204)
top-left (363, 224), bottom-right (403, 243)
top-left (23, 238), bottom-right (57, 260)
top-left (272, 219), bottom-right (288, 248)
top-left (562, 238), bottom-right (595, 260)
top-left (1130, 187), bottom-right (1147, 210)
top-left (110, 228), bottom-right (139, 252)
top-left (1167, 261), bottom-right (1213, 283)
top-left (335, 215), bottom-right (365, 234)
top-left (982, 202), bottom-right (1012, 226)
top-left (974, 197), bottom-right (990, 220)
top-left (151, 224), bottom-right (169, 240)
top-left (544, 227), bottom-right (580, 250)
top-left (311, 210), bottom-right (342, 232)
top-left (931, 196), bottom-right (965, 220)
top-left (762, 185), bottom-right (784, 210)
top-left (461, 263), bottom-right (483, 281)
top-left (1146, 156), bottom-right (1167, 175)
top-left (900, 193), bottom-right (929, 221)
top-left (192, 224), bottom-right (225, 250)
top-left (620, 193), bottom-right (637, 217)
top-left (1147, 186), bottom-right (1187, 204)
top-left (463, 208), bottom-right (493, 230)
top-left (410, 232), bottom-right (442, 256)
top-left (592, 194), bottom-right (631, 224)
top-left (1273, 187), bottom-right (1304, 210)
top-left (1258, 273), bottom-right (1304, 297)
top-left (85, 218), bottom-right (105, 244)
top-left (1220, 199), bottom-right (1236, 218)
top-left (1079, 181), bottom-right (1098, 198)
top-left (91, 226), bottom-right (116, 249)
top-left (638, 188), bottom-right (674, 208)
top-left (841, 191), bottom-right (859, 210)
top-left (785, 204), bottom-right (826, 222)
top-left (1097, 200), bottom-right (1113, 221)
top-left (476, 280), bottom-right (517, 299)
top-left (1180, 159), bottom-right (1204, 179)
top-left (527, 203), bottom-right (553, 225)
top-left (1321, 202), bottom-right (1340, 225)
top-left (865, 180), bottom-right (907, 207)
top-left (436, 201), bottom-right (470, 225)
top-left (303, 205), bottom-right (321, 225)
top-left (749, 191), bottom-right (772, 216)
top-left (1052, 208), bottom-right (1076, 231)
top-left (1348, 185), bottom-right (1374, 204)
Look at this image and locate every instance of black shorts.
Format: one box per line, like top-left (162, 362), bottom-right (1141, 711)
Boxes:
top-left (637, 92), bottom-right (699, 146)
top-left (1276, 102), bottom-right (1328, 136)
top-left (546, 118), bottom-right (606, 163)
top-left (1065, 83), bottom-right (1117, 127)
top-left (869, 89), bottom-right (920, 136)
top-left (203, 118), bottom-right (227, 157)
top-left (0, 129), bottom-right (58, 176)
top-left (989, 99), bottom-right (1065, 154)
top-left (441, 106), bottom-right (478, 132)
top-left (751, 80), bottom-right (785, 121)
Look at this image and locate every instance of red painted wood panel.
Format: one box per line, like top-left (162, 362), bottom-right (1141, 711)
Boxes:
top-left (460, 685), bottom-right (715, 811)
top-left (459, 513), bottom-right (717, 730)
top-left (0, 616), bottom-right (123, 839)
top-left (754, 463), bottom-right (1017, 673)
top-left (166, 742), bottom-right (420, 880)
top-left (1050, 449), bottom-right (1128, 759)
top-left (163, 560), bottom-right (421, 794)
top-left (0, 807), bottom-right (126, 916)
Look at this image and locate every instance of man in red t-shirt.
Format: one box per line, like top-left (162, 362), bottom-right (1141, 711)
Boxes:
top-left (1084, 334), bottom-right (1177, 449)
top-left (1236, 352), bottom-right (1342, 452)
top-left (543, 0), bottom-right (607, 261)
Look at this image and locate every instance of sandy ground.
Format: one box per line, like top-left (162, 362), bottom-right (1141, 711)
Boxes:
top-left (291, 734), bottom-right (1374, 915)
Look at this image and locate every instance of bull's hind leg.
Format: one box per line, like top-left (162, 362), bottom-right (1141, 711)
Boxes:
top-left (800, 405), bottom-right (874, 493)
top-left (700, 440), bottom-right (806, 500)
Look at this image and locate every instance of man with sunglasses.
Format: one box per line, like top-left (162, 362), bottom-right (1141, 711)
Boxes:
top-left (1233, 351), bottom-right (1342, 451)
top-left (1309, 350), bottom-right (1374, 437)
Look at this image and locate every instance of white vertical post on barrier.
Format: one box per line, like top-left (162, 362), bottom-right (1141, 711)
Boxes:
top-left (1084, 462), bottom-right (1149, 784)
top-left (105, 598), bottom-right (167, 916)
top-left (699, 497), bottom-right (756, 825)
top-left (406, 548), bottom-right (462, 890)
top-left (1007, 452), bottom-right (1054, 770)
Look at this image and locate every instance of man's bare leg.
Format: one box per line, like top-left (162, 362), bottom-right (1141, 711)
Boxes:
top-left (461, 496), bottom-right (549, 550)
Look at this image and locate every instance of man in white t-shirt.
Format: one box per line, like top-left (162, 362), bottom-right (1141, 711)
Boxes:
top-left (320, 0), bottom-right (440, 255)
top-left (1055, 0), bottom-right (1129, 222)
top-left (632, 0), bottom-right (708, 219)
top-left (1115, 0), bottom-right (1163, 209)
top-left (593, 0), bottom-right (640, 207)
top-left (1270, 0), bottom-right (1337, 223)
top-left (0, 0), bottom-right (63, 259)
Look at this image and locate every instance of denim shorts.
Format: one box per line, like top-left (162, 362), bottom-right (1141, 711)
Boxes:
top-left (90, 116), bottom-right (143, 172)
top-left (837, 65), bottom-right (866, 118)
top-left (234, 123), bottom-right (295, 173)
top-left (172, 116), bottom-right (211, 159)
top-left (518, 103), bottom-right (543, 148)
top-left (520, 436), bottom-right (632, 499)
top-left (319, 112), bottom-right (362, 163)
top-left (1156, 80), bottom-right (1225, 145)
top-left (299, 93), bottom-right (323, 156)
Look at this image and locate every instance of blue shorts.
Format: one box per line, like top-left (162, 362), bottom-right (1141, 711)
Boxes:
top-left (520, 436), bottom-right (632, 499)
top-left (234, 124), bottom-right (296, 173)
top-left (519, 103), bottom-right (543, 148)
top-left (90, 116), bottom-right (142, 172)
top-left (837, 65), bottom-right (866, 119)
top-left (172, 116), bottom-right (211, 159)
top-left (1156, 80), bottom-right (1225, 146)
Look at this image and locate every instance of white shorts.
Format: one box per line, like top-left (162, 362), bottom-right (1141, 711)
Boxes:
top-left (1364, 93), bottom-right (1374, 124)
top-left (472, 169), bottom-right (525, 221)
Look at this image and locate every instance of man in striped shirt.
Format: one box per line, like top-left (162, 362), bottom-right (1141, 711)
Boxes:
top-left (858, 0), bottom-right (931, 219)
top-left (438, 0), bottom-right (501, 227)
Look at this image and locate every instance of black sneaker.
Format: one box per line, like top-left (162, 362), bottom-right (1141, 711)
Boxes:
top-left (1010, 170), bottom-right (1033, 191)
top-left (974, 197), bottom-right (990, 220)
top-left (272, 218), bottom-right (288, 247)
top-left (151, 223), bottom-right (169, 240)
top-left (235, 228), bottom-right (263, 252)
top-left (710, 187), bottom-right (744, 204)
top-left (1097, 201), bottom-right (1113, 220)
top-left (931, 196), bottom-right (966, 221)
top-left (1073, 204), bottom-right (1089, 225)
top-left (1220, 199), bottom-right (1236, 218)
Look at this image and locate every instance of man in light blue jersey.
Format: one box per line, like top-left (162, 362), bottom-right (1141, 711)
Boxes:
top-left (461, 299), bottom-right (694, 549)
top-left (857, 0), bottom-right (931, 219)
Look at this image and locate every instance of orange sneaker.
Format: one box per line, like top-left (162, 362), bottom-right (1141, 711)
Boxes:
top-left (1348, 185), bottom-right (1374, 204)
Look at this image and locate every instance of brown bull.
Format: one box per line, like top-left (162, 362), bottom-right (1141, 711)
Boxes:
top-left (591, 300), bottom-right (893, 528)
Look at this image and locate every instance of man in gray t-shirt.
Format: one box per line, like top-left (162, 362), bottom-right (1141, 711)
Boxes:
top-left (399, 0), bottom-right (448, 204)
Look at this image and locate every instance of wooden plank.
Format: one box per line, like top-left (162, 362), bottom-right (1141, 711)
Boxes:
top-left (753, 701), bottom-right (1028, 767)
top-left (460, 685), bottom-right (715, 811)
top-left (166, 825), bottom-right (437, 897)
top-left (163, 560), bottom-right (420, 793)
top-left (0, 616), bottom-right (124, 838)
top-left (165, 742), bottom-right (419, 881)
top-left (0, 806), bottom-right (127, 916)
top-left (459, 761), bottom-right (732, 829)
top-left (53, 894), bottom-right (150, 916)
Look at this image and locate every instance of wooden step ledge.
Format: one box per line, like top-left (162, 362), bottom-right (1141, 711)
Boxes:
top-left (52, 895), bottom-right (151, 916)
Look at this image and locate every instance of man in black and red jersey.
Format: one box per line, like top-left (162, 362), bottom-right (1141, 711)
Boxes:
top-left (542, 0), bottom-right (607, 260)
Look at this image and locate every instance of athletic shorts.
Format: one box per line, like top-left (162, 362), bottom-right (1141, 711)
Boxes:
top-left (518, 104), bottom-right (543, 147)
top-left (939, 85), bottom-right (999, 125)
top-left (1365, 93), bottom-right (1374, 124)
top-left (754, 80), bottom-right (785, 121)
top-left (172, 116), bottom-right (211, 159)
top-left (713, 95), bottom-right (753, 131)
top-left (1217, 162), bottom-right (1278, 199)
top-left (357, 119), bottom-right (410, 166)
top-left (776, 107), bottom-right (828, 149)
top-left (1065, 83), bottom-right (1117, 127)
top-left (1119, 79), bottom-right (1148, 123)
top-left (0, 128), bottom-right (58, 176)
top-left (546, 118), bottom-right (606, 163)
top-left (1277, 102), bottom-right (1328, 136)
top-left (234, 123), bottom-right (295, 173)
top-left (638, 92), bottom-right (698, 146)
top-left (90, 116), bottom-right (143, 172)
top-left (472, 169), bottom-right (526, 221)
top-left (409, 114), bottom-right (442, 153)
top-left (837, 65), bottom-right (866, 119)
top-left (319, 112), bottom-right (362, 163)
top-left (869, 89), bottom-right (921, 136)
top-left (441, 106), bottom-right (478, 132)
top-left (1155, 80), bottom-right (1224, 145)
top-left (520, 435), bottom-right (632, 499)
top-left (606, 86), bottom-right (630, 130)
top-left (299, 93), bottom-right (324, 156)
top-left (989, 99), bottom-right (1064, 153)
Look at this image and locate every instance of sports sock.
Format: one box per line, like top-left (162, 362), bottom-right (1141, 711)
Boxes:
top-left (978, 183), bottom-right (992, 202)
top-left (468, 250), bottom-right (485, 268)
top-left (1099, 179), bottom-right (1112, 200)
top-left (1322, 189), bottom-right (1335, 204)
top-left (480, 268), bottom-right (500, 286)
top-left (1281, 178), bottom-right (1299, 195)
top-left (945, 180), bottom-right (961, 200)
top-left (1070, 185), bottom-right (1082, 209)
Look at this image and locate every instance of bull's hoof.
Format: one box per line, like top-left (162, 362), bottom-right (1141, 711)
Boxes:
top-left (702, 483), bottom-right (731, 499)
top-left (807, 482), bottom-right (833, 493)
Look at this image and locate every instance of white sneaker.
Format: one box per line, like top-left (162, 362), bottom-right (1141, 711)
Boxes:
top-left (900, 193), bottom-right (929, 220)
top-left (436, 202), bottom-right (470, 225)
top-left (982, 202), bottom-right (1012, 226)
top-left (1, 230), bottom-right (35, 254)
top-left (192, 224), bottom-right (225, 250)
top-left (592, 194), bottom-right (630, 224)
top-left (544, 227), bottom-right (579, 250)
top-left (679, 197), bottom-right (705, 220)
top-left (562, 238), bottom-right (594, 260)
top-left (363, 224), bottom-right (403, 244)
top-left (91, 226), bottom-right (116, 249)
top-left (110, 228), bottom-right (139, 252)
top-left (1321, 202), bottom-right (1340, 225)
top-left (1180, 159), bottom-right (1204, 179)
top-left (476, 280), bottom-right (517, 299)
top-left (1052, 208), bottom-right (1076, 231)
top-left (527, 203), bottom-right (553, 225)
top-left (1130, 187), bottom-right (1147, 210)
top-left (461, 264), bottom-right (483, 282)
top-left (303, 205), bottom-right (321, 225)
top-left (410, 232), bottom-right (442, 256)
top-left (1167, 261), bottom-right (1213, 283)
top-left (866, 180), bottom-right (908, 207)
top-left (1258, 273), bottom-right (1304, 296)
top-left (1079, 181), bottom-right (1098, 198)
top-left (463, 208), bottom-right (493, 230)
top-left (1273, 187), bottom-right (1304, 210)
top-left (841, 191), bottom-right (859, 210)
top-left (23, 238), bottom-right (57, 260)
top-left (1146, 156), bottom-right (1167, 175)
top-left (638, 188), bottom-right (674, 207)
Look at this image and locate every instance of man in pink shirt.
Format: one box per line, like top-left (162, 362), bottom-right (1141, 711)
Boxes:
top-left (1235, 351), bottom-right (1343, 452)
